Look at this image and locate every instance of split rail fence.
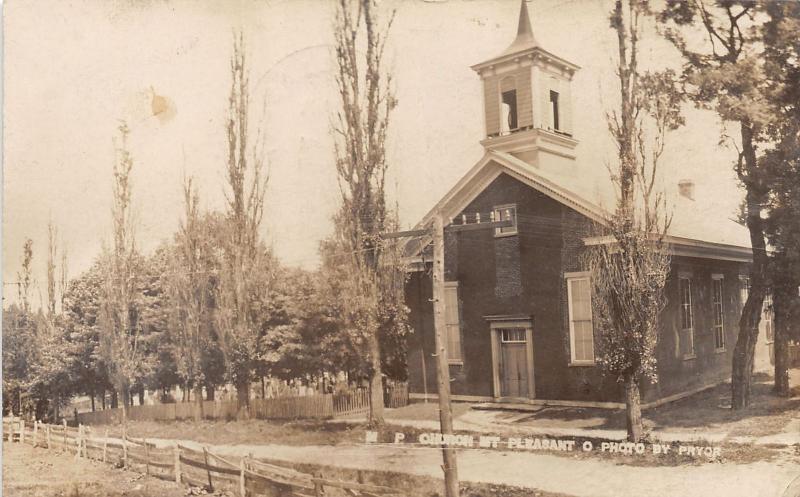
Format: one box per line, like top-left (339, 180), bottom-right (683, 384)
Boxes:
top-left (76, 384), bottom-right (408, 425)
top-left (3, 416), bottom-right (404, 497)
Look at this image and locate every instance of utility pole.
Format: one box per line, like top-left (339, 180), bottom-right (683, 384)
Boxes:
top-left (382, 210), bottom-right (511, 497)
top-left (432, 212), bottom-right (459, 497)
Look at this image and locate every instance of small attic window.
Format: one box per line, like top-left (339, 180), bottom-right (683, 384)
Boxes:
top-left (494, 204), bottom-right (518, 237)
top-left (501, 90), bottom-right (518, 134)
top-left (550, 90), bottom-right (560, 131)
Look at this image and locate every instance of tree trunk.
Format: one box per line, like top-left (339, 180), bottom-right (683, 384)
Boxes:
top-left (111, 390), bottom-right (118, 409)
top-left (774, 291), bottom-right (791, 397)
top-left (138, 387), bottom-right (145, 406)
top-left (731, 122), bottom-right (769, 410)
top-left (120, 386), bottom-right (130, 426)
top-left (367, 333), bottom-right (385, 426)
top-left (623, 373), bottom-right (643, 442)
top-left (191, 384), bottom-right (203, 421)
top-left (236, 380), bottom-right (250, 419)
top-left (90, 390), bottom-right (96, 412)
top-left (732, 298), bottom-right (764, 409)
top-left (261, 377), bottom-right (266, 399)
top-left (205, 382), bottom-right (215, 401)
top-left (102, 389), bottom-right (107, 410)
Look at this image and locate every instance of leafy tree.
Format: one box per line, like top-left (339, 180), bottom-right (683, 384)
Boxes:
top-left (2, 305), bottom-right (35, 416)
top-left (329, 0), bottom-right (406, 425)
top-left (4, 239), bottom-right (34, 415)
top-left (137, 245), bottom-right (176, 404)
top-left (761, 1), bottom-right (800, 396)
top-left (27, 312), bottom-right (71, 421)
top-left (584, 0), bottom-right (681, 442)
top-left (659, 0), bottom-right (772, 409)
top-left (256, 267), bottom-right (317, 382)
top-left (62, 259), bottom-right (112, 412)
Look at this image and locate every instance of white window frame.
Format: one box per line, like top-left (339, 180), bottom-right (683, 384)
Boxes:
top-left (712, 274), bottom-right (725, 351)
top-left (444, 281), bottom-right (464, 364)
top-left (566, 272), bottom-right (595, 366)
top-left (500, 328), bottom-right (527, 343)
top-left (678, 276), bottom-right (695, 359)
top-left (493, 204), bottom-right (518, 237)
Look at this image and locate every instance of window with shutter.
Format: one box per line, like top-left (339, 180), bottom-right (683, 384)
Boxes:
top-left (444, 282), bottom-right (463, 363)
top-left (567, 275), bottom-right (594, 365)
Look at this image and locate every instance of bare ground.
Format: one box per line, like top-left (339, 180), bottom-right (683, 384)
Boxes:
top-left (2, 443), bottom-right (188, 497)
top-left (2, 436), bottom-right (572, 497)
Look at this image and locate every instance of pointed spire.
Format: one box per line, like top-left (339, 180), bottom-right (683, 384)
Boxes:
top-left (517, 0), bottom-right (533, 40)
top-left (502, 0), bottom-right (538, 56)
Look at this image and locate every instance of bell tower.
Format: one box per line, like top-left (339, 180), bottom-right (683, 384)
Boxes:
top-left (472, 0), bottom-right (579, 164)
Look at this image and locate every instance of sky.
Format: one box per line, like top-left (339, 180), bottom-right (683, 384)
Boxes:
top-left (2, 0), bottom-right (743, 310)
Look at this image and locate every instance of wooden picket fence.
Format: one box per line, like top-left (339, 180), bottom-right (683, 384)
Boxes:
top-left (76, 384), bottom-right (407, 425)
top-left (385, 383), bottom-right (409, 409)
top-left (3, 416), bottom-right (404, 497)
top-left (790, 343), bottom-right (800, 367)
top-left (332, 389), bottom-right (371, 417)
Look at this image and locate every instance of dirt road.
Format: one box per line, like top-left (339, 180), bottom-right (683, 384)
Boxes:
top-left (133, 435), bottom-right (800, 497)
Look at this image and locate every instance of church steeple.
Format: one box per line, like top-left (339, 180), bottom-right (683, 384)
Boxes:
top-left (471, 0), bottom-right (580, 161)
top-left (502, 0), bottom-right (538, 57)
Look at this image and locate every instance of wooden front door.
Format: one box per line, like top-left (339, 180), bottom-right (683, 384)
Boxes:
top-left (499, 328), bottom-right (529, 398)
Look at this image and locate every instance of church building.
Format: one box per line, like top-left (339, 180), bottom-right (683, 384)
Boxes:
top-left (403, 1), bottom-right (774, 408)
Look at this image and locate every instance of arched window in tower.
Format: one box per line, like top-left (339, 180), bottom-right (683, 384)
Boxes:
top-left (499, 76), bottom-right (518, 135)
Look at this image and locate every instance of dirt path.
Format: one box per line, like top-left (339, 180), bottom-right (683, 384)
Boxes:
top-left (126, 435), bottom-right (800, 497)
top-left (2, 443), bottom-right (187, 497)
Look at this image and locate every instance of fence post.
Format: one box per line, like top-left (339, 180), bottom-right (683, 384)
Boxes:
top-left (75, 424), bottom-right (81, 458)
top-left (174, 445), bottom-right (181, 484)
top-left (83, 425), bottom-right (89, 458)
top-left (32, 420), bottom-right (39, 447)
top-left (103, 429), bottom-right (108, 463)
top-left (20, 420), bottom-right (25, 445)
top-left (62, 419), bottom-right (67, 449)
top-left (46, 424), bottom-right (51, 449)
top-left (122, 429), bottom-right (128, 468)
top-left (202, 446), bottom-right (213, 491)
top-left (239, 457), bottom-right (246, 497)
top-left (314, 471), bottom-right (325, 497)
top-left (144, 438), bottom-right (150, 475)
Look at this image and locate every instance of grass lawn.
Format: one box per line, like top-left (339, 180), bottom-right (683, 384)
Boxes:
top-left (102, 418), bottom-right (369, 447)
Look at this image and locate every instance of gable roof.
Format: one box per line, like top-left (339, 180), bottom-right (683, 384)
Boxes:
top-left (406, 150), bottom-right (753, 263)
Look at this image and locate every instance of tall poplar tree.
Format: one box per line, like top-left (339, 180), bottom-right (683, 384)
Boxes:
top-left (99, 122), bottom-right (142, 423)
top-left (214, 34), bottom-right (269, 413)
top-left (585, 0), bottom-right (681, 442)
top-left (328, 0), bottom-right (406, 425)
